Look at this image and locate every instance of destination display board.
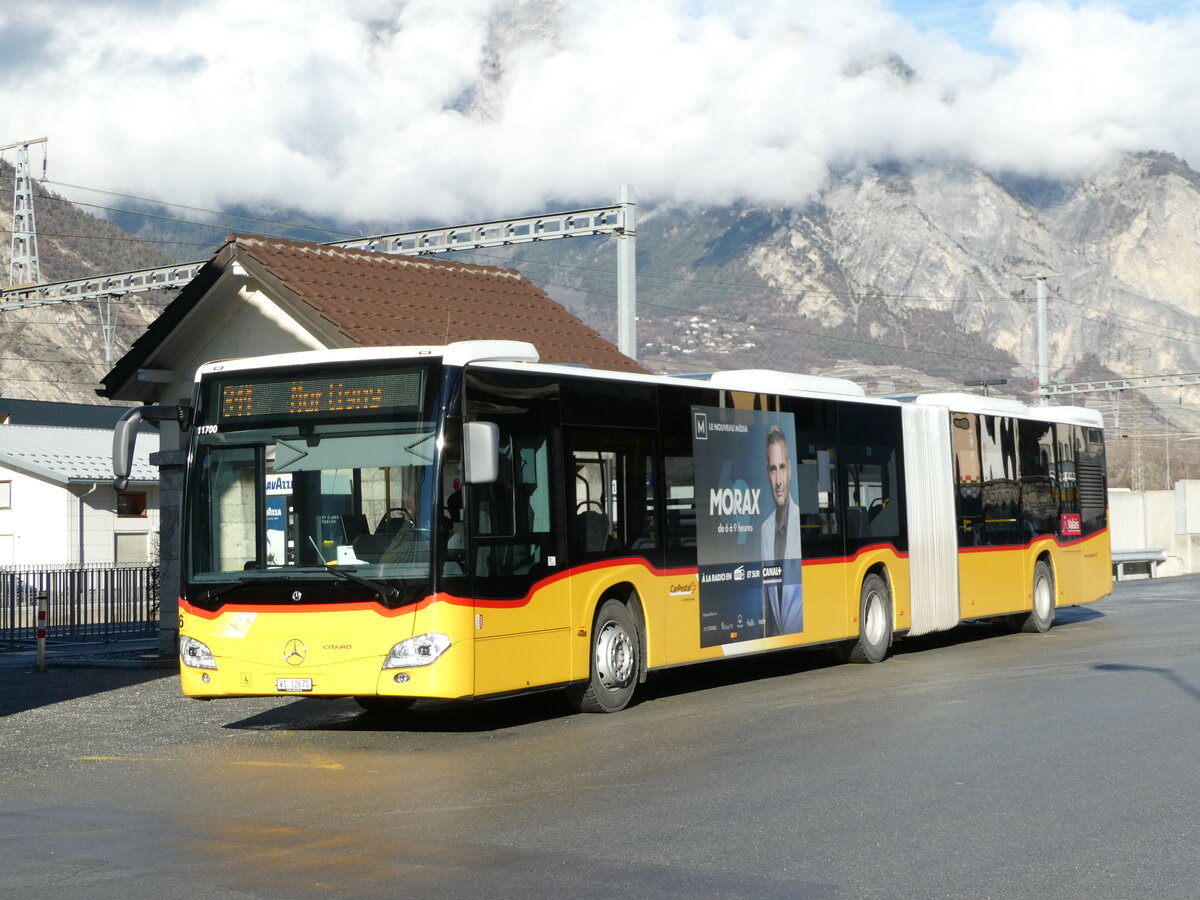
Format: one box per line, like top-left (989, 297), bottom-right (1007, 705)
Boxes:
top-left (209, 368), bottom-right (426, 424)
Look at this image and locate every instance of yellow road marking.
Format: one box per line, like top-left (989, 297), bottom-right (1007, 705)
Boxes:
top-left (267, 729), bottom-right (346, 770)
top-left (230, 760), bottom-right (345, 770)
top-left (76, 731), bottom-right (345, 771)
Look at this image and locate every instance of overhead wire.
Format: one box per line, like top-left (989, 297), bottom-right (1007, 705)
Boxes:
top-left (0, 173), bottom-right (353, 240)
top-left (4, 175), bottom-right (1200, 382)
top-left (460, 248), bottom-right (1200, 351)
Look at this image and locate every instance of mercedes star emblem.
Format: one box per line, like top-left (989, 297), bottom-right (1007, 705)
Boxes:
top-left (283, 639), bottom-right (307, 666)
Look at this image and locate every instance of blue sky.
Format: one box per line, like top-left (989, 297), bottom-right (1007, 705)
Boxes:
top-left (893, 0), bottom-right (1002, 50)
top-left (894, 0), bottom-right (1200, 53)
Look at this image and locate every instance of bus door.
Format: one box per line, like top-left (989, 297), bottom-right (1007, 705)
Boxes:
top-left (1052, 425), bottom-right (1082, 604)
top-left (463, 370), bottom-right (569, 697)
top-left (1022, 419), bottom-right (1079, 605)
top-left (956, 413), bottom-right (1024, 617)
top-left (565, 429), bottom-right (660, 641)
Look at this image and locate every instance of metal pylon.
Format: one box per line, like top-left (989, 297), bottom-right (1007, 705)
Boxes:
top-left (5, 138), bottom-right (47, 286)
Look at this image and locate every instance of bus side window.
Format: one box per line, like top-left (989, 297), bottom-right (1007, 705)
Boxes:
top-left (843, 449), bottom-right (900, 539)
top-left (952, 413), bottom-right (983, 546)
top-left (472, 434), bottom-right (515, 539)
top-left (472, 432), bottom-right (553, 580)
top-left (568, 432), bottom-right (657, 563)
top-left (794, 444), bottom-right (838, 538)
top-left (839, 404), bottom-right (902, 542)
top-left (1018, 419), bottom-right (1057, 538)
top-left (979, 415), bottom-right (1020, 547)
top-left (663, 451), bottom-right (696, 567)
top-left (1076, 426), bottom-right (1107, 536)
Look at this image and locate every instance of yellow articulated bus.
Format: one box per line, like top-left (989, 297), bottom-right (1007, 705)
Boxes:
top-left (113, 341), bottom-right (1111, 713)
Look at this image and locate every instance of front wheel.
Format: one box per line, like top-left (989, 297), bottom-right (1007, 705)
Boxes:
top-left (567, 598), bottom-right (641, 713)
top-left (1020, 560), bottom-right (1055, 633)
top-left (845, 573), bottom-right (893, 664)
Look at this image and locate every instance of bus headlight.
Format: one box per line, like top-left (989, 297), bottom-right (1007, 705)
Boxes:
top-left (383, 633), bottom-right (451, 669)
top-left (179, 635), bottom-right (218, 670)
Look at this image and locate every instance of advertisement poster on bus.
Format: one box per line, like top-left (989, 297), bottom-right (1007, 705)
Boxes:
top-left (691, 406), bottom-right (803, 647)
top-left (265, 473), bottom-right (292, 565)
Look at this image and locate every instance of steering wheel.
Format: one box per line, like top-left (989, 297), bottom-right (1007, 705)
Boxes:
top-left (379, 507), bottom-right (413, 532)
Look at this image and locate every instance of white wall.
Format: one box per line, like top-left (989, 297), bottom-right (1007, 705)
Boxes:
top-left (0, 466), bottom-right (72, 564)
top-left (70, 484), bottom-right (161, 565)
top-left (0, 466), bottom-right (160, 567)
top-left (1108, 480), bottom-right (1200, 578)
top-left (1108, 489), bottom-right (1172, 551)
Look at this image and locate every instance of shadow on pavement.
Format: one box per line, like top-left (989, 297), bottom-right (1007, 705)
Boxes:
top-left (1095, 662), bottom-right (1200, 704)
top-left (220, 607), bottom-right (1112, 735)
top-left (0, 666), bottom-right (174, 717)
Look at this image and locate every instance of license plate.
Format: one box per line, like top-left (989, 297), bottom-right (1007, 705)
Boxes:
top-left (276, 678), bottom-right (313, 693)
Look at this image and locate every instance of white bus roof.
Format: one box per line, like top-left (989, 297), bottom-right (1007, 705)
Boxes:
top-left (913, 392), bottom-right (1103, 428)
top-left (195, 341), bottom-right (541, 379)
top-left (192, 342), bottom-right (1102, 427)
top-left (704, 369), bottom-right (866, 398)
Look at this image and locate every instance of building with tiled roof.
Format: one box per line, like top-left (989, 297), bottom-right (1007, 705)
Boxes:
top-left (98, 234), bottom-right (641, 650)
top-left (0, 423), bottom-right (159, 566)
top-left (101, 234), bottom-right (642, 406)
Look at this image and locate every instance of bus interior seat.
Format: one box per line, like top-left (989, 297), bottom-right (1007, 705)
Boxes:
top-left (577, 510), bottom-right (614, 554)
top-left (340, 514), bottom-right (369, 543)
top-left (666, 508), bottom-right (696, 549)
top-left (845, 506), bottom-right (866, 538)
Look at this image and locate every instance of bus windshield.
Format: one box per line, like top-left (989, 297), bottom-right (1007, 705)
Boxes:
top-left (185, 363), bottom-right (443, 595)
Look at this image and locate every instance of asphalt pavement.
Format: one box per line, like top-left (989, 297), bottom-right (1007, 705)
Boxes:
top-left (3, 573), bottom-right (1200, 899)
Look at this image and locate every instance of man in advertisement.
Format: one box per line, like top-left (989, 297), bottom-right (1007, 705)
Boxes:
top-left (692, 407), bottom-right (804, 646)
top-left (760, 425), bottom-right (803, 636)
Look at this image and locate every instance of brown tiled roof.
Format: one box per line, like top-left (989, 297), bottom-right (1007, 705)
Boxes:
top-left (99, 234), bottom-right (644, 399)
top-left (236, 235), bottom-right (644, 372)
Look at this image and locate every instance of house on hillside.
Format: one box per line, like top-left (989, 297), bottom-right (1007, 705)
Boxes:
top-left (99, 233), bottom-right (641, 650)
top-left (0, 422), bottom-right (159, 567)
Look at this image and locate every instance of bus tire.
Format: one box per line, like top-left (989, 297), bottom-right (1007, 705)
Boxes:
top-left (846, 573), bottom-right (892, 664)
top-left (568, 598), bottom-right (640, 714)
top-left (354, 696), bottom-right (416, 714)
top-left (1020, 560), bottom-right (1055, 634)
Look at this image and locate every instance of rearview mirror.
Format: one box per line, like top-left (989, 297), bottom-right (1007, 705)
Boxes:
top-left (113, 404), bottom-right (192, 490)
top-left (463, 421), bottom-right (499, 484)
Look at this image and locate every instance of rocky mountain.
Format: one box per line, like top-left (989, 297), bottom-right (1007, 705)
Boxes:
top-left (450, 152), bottom-right (1200, 490)
top-left (6, 145), bottom-right (1200, 488)
top-left (0, 160), bottom-right (175, 405)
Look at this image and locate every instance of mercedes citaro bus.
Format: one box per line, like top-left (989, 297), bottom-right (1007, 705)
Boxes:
top-left (113, 340), bottom-right (1110, 713)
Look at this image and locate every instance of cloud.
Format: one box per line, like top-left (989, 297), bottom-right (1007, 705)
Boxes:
top-left (2, 0), bottom-right (1198, 227)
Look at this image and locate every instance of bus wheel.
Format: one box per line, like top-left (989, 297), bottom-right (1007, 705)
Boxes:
top-left (569, 598), bottom-right (640, 714)
top-left (354, 696), bottom-right (416, 714)
top-left (1020, 560), bottom-right (1055, 634)
top-left (847, 573), bottom-right (892, 664)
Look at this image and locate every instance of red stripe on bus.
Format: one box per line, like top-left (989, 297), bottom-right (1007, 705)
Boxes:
top-left (182, 544), bottom-right (923, 619)
top-left (957, 527), bottom-right (1109, 554)
top-left (181, 558), bottom-right (699, 618)
top-left (801, 542), bottom-right (909, 566)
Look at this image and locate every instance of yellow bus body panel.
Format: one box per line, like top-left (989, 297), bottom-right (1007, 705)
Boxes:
top-left (179, 529), bottom-right (1105, 702)
top-left (956, 529), bottom-right (1112, 620)
top-left (179, 598), bottom-right (475, 701)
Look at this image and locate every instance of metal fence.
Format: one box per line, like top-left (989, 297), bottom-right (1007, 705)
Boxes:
top-left (0, 563), bottom-right (159, 644)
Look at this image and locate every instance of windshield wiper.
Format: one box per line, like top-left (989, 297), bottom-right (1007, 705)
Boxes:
top-left (197, 577), bottom-right (260, 604)
top-left (322, 566), bottom-right (401, 605)
top-left (196, 567), bottom-right (401, 607)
